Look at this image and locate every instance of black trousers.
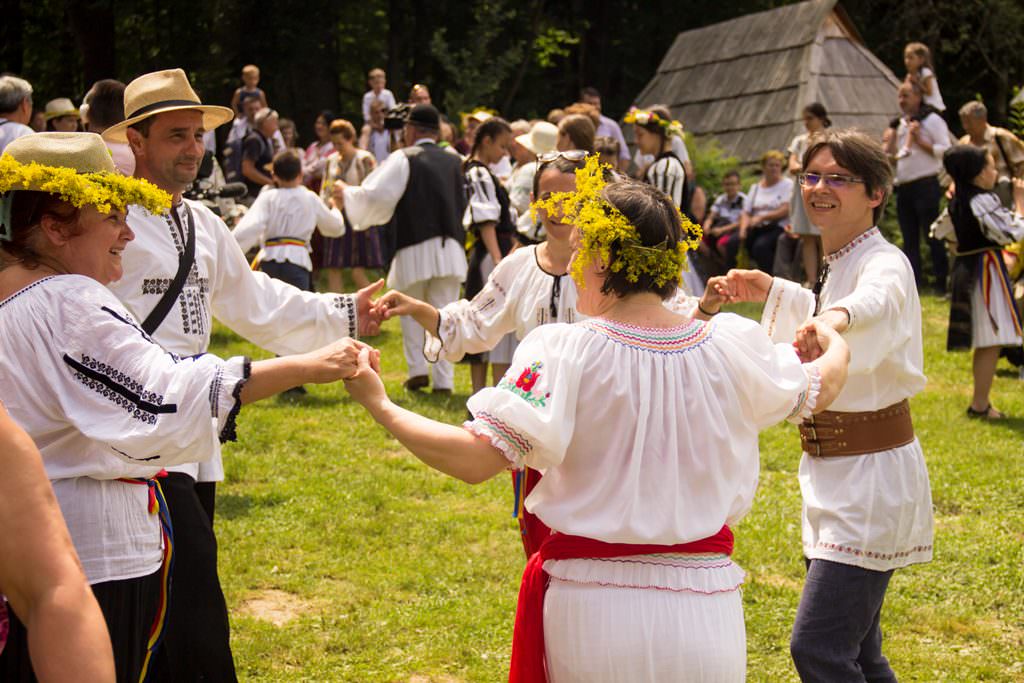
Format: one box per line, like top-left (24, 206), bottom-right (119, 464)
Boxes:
top-left (260, 260), bottom-right (313, 292)
top-left (895, 175), bottom-right (946, 289)
top-left (152, 473), bottom-right (237, 682)
top-left (0, 571), bottom-right (161, 683)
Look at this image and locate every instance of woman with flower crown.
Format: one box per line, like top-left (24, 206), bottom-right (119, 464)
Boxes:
top-left (346, 156), bottom-right (851, 682)
top-left (0, 133), bottom-right (373, 682)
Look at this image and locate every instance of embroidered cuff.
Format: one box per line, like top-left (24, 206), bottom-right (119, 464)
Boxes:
top-left (332, 294), bottom-right (358, 339)
top-left (218, 357), bottom-right (251, 443)
top-left (463, 411), bottom-right (532, 469)
top-left (786, 363), bottom-right (821, 424)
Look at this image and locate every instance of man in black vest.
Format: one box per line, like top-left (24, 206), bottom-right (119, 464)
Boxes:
top-left (336, 104), bottom-right (468, 392)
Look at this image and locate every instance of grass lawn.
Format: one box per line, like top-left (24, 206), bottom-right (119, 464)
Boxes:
top-left (211, 293), bottom-right (1023, 682)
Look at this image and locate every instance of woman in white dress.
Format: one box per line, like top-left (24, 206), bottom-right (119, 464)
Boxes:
top-left (943, 145), bottom-right (1024, 419)
top-left (786, 103), bottom-right (831, 285)
top-left (0, 133), bottom-right (371, 682)
top-left (347, 159), bottom-right (851, 682)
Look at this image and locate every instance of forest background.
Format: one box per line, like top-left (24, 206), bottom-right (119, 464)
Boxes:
top-left (3, 0), bottom-right (1023, 144)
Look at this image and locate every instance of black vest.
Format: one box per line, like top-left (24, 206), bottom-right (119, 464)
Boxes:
top-left (950, 193), bottom-right (1002, 254)
top-left (388, 142), bottom-right (467, 253)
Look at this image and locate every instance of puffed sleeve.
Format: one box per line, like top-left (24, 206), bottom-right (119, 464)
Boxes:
top-left (463, 164), bottom-right (501, 227)
top-left (464, 325), bottom-right (584, 471)
top-left (424, 253), bottom-right (521, 362)
top-left (208, 213), bottom-right (360, 352)
top-left (53, 283), bottom-right (251, 466)
top-left (714, 313), bottom-right (820, 428)
top-left (231, 191), bottom-right (270, 253)
top-left (970, 193), bottom-right (1024, 244)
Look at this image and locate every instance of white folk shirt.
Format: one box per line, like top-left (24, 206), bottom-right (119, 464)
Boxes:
top-left (110, 198), bottom-right (359, 482)
top-left (233, 185), bottom-right (347, 271)
top-left (343, 141), bottom-right (468, 291)
top-left (761, 227), bottom-right (934, 571)
top-left (425, 245), bottom-right (700, 363)
top-left (0, 276), bottom-right (248, 583)
top-left (465, 316), bottom-right (818, 548)
top-left (895, 112), bottom-right (951, 185)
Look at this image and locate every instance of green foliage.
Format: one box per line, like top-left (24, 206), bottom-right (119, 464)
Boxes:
top-left (1008, 86), bottom-right (1024, 139)
top-left (686, 132), bottom-right (744, 194)
top-left (532, 26), bottom-right (580, 69)
top-left (209, 292), bottom-right (1024, 681)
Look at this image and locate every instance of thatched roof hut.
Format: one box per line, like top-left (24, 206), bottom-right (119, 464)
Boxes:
top-left (630, 0), bottom-right (901, 164)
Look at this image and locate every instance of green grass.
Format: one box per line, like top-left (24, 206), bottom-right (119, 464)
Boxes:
top-left (211, 294), bottom-right (1024, 682)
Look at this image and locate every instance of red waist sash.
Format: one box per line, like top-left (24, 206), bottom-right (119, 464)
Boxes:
top-left (508, 525), bottom-right (734, 683)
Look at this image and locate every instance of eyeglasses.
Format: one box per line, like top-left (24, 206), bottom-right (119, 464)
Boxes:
top-left (537, 150), bottom-right (588, 163)
top-left (798, 172), bottom-right (864, 189)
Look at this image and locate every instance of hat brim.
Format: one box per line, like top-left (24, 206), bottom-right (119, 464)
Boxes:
top-left (102, 104), bottom-right (234, 143)
top-left (44, 110), bottom-right (80, 120)
top-left (516, 132), bottom-right (556, 156)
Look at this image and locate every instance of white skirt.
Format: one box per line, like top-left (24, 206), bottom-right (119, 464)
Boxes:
top-left (386, 236), bottom-right (468, 291)
top-left (542, 554), bottom-right (747, 682)
top-left (971, 255), bottom-right (1022, 348)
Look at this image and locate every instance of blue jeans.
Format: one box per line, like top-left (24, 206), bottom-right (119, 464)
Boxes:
top-left (790, 559), bottom-right (897, 683)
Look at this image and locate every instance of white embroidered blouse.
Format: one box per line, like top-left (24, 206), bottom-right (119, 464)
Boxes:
top-left (0, 276), bottom-right (249, 584)
top-left (111, 199), bottom-right (360, 482)
top-left (761, 227), bottom-right (934, 571)
top-left (465, 315), bottom-right (819, 546)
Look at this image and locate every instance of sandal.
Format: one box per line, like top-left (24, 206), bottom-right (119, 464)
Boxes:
top-left (966, 404), bottom-right (1006, 420)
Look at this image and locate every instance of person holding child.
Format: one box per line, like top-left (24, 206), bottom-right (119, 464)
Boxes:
top-left (345, 159), bottom-right (850, 682)
top-left (942, 145), bottom-right (1024, 420)
top-left (904, 42), bottom-right (945, 114)
top-left (229, 64), bottom-right (268, 115)
top-left (361, 68), bottom-right (396, 124)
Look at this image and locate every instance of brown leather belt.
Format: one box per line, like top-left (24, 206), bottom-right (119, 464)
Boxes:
top-left (799, 399), bottom-right (914, 457)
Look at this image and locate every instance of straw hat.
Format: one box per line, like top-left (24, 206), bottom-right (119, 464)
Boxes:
top-left (515, 121), bottom-right (558, 156)
top-left (44, 98), bottom-right (80, 121)
top-left (0, 133), bottom-right (171, 239)
top-left (102, 68), bottom-right (233, 143)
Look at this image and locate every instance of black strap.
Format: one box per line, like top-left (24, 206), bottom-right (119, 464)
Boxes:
top-left (142, 204), bottom-right (196, 335)
top-left (993, 132), bottom-right (1012, 173)
top-left (812, 263), bottom-right (830, 316)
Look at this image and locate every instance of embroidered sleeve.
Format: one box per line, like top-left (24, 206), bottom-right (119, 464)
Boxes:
top-left (465, 326), bottom-right (583, 470)
top-left (464, 165), bottom-right (501, 227)
top-left (761, 277), bottom-right (814, 342)
top-left (786, 364), bottom-right (821, 424)
top-left (971, 193), bottom-right (1024, 245)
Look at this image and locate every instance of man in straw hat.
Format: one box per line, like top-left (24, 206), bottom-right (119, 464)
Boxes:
top-left (103, 68), bottom-right (385, 681)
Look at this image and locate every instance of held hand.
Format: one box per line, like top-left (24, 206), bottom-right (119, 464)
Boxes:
top-left (375, 290), bottom-right (419, 320)
top-left (302, 338), bottom-right (373, 384)
top-left (343, 346), bottom-right (388, 408)
top-left (724, 269), bottom-right (773, 303)
top-left (331, 180), bottom-right (349, 209)
top-left (699, 276), bottom-right (729, 313)
top-left (907, 120), bottom-right (921, 143)
top-left (355, 279), bottom-right (386, 337)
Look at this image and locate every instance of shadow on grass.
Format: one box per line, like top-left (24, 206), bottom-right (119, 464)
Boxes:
top-left (272, 392), bottom-right (345, 407)
top-left (217, 492), bottom-right (287, 520)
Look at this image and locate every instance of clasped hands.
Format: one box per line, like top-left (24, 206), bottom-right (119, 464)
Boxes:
top-left (700, 269), bottom-right (846, 362)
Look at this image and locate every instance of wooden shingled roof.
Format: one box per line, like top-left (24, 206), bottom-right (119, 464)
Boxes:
top-left (630, 0), bottom-right (902, 165)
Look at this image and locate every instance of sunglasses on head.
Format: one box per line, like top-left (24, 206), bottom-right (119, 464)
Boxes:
top-left (798, 172), bottom-right (864, 189)
top-left (537, 150), bottom-right (588, 163)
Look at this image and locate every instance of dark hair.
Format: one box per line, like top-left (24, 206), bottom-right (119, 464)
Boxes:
top-left (0, 192), bottom-right (82, 269)
top-left (558, 114), bottom-right (596, 152)
top-left (600, 180), bottom-right (683, 300)
top-left (271, 149), bottom-right (302, 181)
top-left (580, 86), bottom-right (601, 101)
top-left (84, 79), bottom-right (126, 131)
top-left (723, 169), bottom-right (741, 182)
top-left (467, 117), bottom-right (511, 165)
top-left (129, 116), bottom-right (155, 137)
top-left (802, 129), bottom-right (893, 224)
top-left (317, 110), bottom-right (337, 127)
top-left (594, 135), bottom-right (620, 158)
top-left (803, 102), bottom-right (831, 128)
top-left (531, 155), bottom-right (588, 202)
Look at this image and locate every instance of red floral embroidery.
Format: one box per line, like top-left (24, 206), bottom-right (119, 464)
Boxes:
top-left (516, 362), bottom-right (542, 392)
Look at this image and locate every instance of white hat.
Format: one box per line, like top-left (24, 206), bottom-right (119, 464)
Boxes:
top-left (515, 121), bottom-right (558, 156)
top-left (44, 98), bottom-right (80, 120)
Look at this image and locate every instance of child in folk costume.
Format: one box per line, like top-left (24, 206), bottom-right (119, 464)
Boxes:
top-left (626, 105), bottom-right (703, 295)
top-left (232, 149), bottom-right (349, 293)
top-left (722, 130), bottom-right (934, 681)
top-left (348, 160), bottom-right (851, 682)
top-left (376, 153), bottom-right (709, 557)
top-left (942, 145), bottom-right (1024, 419)
top-left (461, 117), bottom-right (519, 393)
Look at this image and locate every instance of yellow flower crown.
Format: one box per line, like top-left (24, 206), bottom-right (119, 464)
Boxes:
top-left (530, 155), bottom-right (702, 289)
top-left (624, 108), bottom-right (684, 138)
top-left (0, 154), bottom-right (171, 233)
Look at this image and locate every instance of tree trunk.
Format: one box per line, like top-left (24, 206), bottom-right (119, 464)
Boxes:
top-left (67, 0), bottom-right (117, 85)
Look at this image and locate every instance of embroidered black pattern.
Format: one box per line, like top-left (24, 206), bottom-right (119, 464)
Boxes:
top-left (220, 358), bottom-right (251, 443)
top-left (109, 444), bottom-right (160, 463)
top-left (139, 208), bottom-right (210, 337)
top-left (208, 366), bottom-right (224, 419)
top-left (63, 353), bottom-right (178, 424)
top-left (0, 276), bottom-right (60, 310)
top-left (332, 294), bottom-right (357, 338)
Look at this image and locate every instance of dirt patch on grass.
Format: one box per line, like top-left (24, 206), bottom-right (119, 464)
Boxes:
top-left (238, 588), bottom-right (313, 626)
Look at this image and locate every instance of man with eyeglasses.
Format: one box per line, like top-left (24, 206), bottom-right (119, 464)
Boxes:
top-left (335, 103), bottom-right (468, 392)
top-left (718, 129), bottom-right (933, 683)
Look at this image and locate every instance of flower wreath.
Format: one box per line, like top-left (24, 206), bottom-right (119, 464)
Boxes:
top-left (0, 154), bottom-right (171, 240)
top-left (530, 155), bottom-right (702, 289)
top-left (624, 107), bottom-right (684, 138)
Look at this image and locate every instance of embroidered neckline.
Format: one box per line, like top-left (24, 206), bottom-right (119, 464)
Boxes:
top-left (0, 275), bottom-right (63, 310)
top-left (580, 317), bottom-right (713, 354)
top-left (825, 227), bottom-right (881, 264)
